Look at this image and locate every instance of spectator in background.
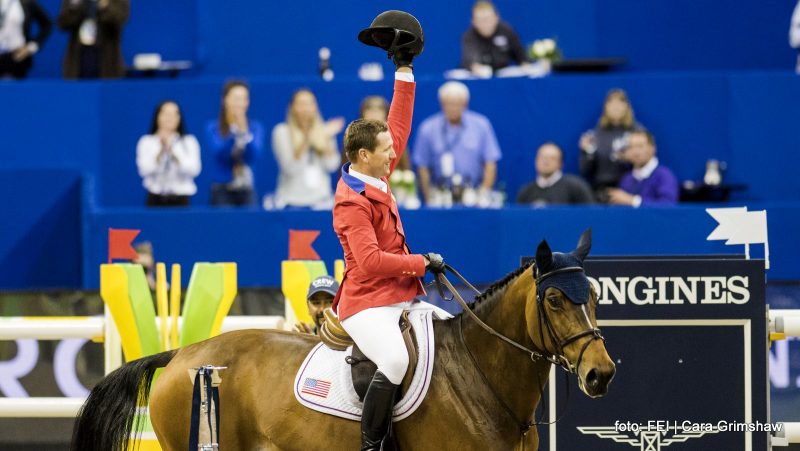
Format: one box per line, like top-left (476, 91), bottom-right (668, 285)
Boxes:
top-left (136, 100), bottom-right (201, 207)
top-left (0, 0), bottom-right (52, 79)
top-left (791, 0), bottom-right (800, 73)
top-left (361, 95), bottom-right (421, 209)
top-left (361, 96), bottom-right (411, 171)
top-left (579, 89), bottom-right (646, 201)
top-left (206, 80), bottom-right (265, 207)
top-left (294, 275), bottom-right (339, 335)
top-left (57, 0), bottom-right (128, 79)
top-left (461, 1), bottom-right (528, 76)
top-left (413, 81), bottom-right (501, 205)
top-left (271, 89), bottom-right (343, 209)
top-left (360, 95), bottom-right (388, 121)
top-left (607, 130), bottom-right (678, 207)
top-left (132, 241), bottom-right (155, 290)
top-left (517, 142), bottom-right (594, 206)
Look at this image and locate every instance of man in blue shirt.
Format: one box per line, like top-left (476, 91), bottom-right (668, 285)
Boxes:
top-left (412, 81), bottom-right (502, 205)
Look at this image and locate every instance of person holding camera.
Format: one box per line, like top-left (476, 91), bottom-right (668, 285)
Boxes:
top-left (332, 11), bottom-right (445, 450)
top-left (578, 89), bottom-right (646, 202)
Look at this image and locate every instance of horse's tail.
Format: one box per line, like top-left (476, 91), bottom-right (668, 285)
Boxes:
top-left (70, 349), bottom-right (177, 451)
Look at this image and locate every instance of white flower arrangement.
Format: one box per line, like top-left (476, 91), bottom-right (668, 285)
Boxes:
top-left (529, 38), bottom-right (561, 62)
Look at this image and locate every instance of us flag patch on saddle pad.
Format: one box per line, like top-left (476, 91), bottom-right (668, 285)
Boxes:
top-left (293, 304), bottom-right (453, 422)
top-left (301, 378), bottom-right (332, 398)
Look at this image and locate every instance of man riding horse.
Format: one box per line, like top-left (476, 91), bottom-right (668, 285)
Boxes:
top-left (333, 11), bottom-right (444, 451)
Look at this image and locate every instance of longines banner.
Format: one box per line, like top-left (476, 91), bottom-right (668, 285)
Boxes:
top-left (535, 256), bottom-right (769, 451)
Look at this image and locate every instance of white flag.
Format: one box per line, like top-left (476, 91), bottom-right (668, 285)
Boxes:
top-left (726, 210), bottom-right (768, 245)
top-left (706, 207), bottom-right (748, 241)
top-left (706, 207), bottom-right (769, 269)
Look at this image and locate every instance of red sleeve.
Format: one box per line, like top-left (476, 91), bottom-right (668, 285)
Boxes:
top-left (337, 200), bottom-right (426, 278)
top-left (387, 79), bottom-right (416, 174)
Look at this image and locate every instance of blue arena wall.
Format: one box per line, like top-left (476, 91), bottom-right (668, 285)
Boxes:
top-left (0, 170), bottom-right (83, 289)
top-left (26, 0), bottom-right (797, 79)
top-left (77, 204), bottom-right (795, 291)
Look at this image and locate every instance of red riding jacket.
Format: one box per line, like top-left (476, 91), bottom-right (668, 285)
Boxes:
top-left (332, 78), bottom-right (426, 320)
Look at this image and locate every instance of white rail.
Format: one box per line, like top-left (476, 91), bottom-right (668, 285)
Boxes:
top-left (770, 309), bottom-right (800, 319)
top-left (0, 397), bottom-right (86, 418)
top-left (772, 422), bottom-right (800, 446)
top-left (770, 309), bottom-right (800, 339)
top-left (0, 315), bottom-right (286, 341)
top-left (0, 398), bottom-right (86, 418)
top-left (0, 317), bottom-right (104, 340)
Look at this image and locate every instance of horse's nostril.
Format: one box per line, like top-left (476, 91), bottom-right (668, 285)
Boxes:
top-left (586, 368), bottom-right (599, 388)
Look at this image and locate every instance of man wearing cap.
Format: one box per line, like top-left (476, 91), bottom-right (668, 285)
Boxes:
top-left (334, 11), bottom-right (445, 450)
top-left (295, 275), bottom-right (339, 335)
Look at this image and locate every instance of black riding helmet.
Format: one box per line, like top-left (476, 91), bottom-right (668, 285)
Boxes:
top-left (357, 10), bottom-right (425, 57)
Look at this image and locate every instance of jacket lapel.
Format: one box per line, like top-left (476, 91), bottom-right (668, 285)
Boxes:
top-left (363, 184), bottom-right (394, 209)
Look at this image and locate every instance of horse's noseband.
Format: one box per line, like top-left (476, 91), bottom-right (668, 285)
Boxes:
top-left (535, 266), bottom-right (605, 375)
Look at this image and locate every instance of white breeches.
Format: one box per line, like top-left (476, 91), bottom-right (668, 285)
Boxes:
top-left (341, 301), bottom-right (412, 385)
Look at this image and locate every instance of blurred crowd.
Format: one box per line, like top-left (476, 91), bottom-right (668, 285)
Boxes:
top-left (128, 1), bottom-right (683, 211)
top-left (133, 77), bottom-right (677, 210)
top-left (8, 0), bottom-right (795, 209)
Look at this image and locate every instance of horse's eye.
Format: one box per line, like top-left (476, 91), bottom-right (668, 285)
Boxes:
top-left (547, 295), bottom-right (561, 308)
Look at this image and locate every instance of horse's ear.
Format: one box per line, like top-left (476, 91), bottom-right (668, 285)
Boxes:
top-left (535, 239), bottom-right (553, 272)
top-left (572, 228), bottom-right (592, 262)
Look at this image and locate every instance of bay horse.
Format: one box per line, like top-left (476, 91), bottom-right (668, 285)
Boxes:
top-left (71, 230), bottom-right (615, 450)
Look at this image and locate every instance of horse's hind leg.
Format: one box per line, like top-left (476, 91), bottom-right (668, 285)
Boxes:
top-left (149, 351), bottom-right (197, 451)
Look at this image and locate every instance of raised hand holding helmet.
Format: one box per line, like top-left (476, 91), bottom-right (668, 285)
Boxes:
top-left (358, 10), bottom-right (424, 69)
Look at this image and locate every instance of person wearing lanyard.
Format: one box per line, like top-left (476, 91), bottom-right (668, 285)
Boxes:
top-left (57, 0), bottom-right (129, 79)
top-left (412, 80), bottom-right (502, 205)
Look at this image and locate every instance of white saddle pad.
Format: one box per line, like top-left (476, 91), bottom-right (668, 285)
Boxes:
top-left (293, 302), bottom-right (452, 422)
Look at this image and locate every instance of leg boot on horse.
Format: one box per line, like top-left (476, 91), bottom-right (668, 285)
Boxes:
top-left (360, 370), bottom-right (398, 450)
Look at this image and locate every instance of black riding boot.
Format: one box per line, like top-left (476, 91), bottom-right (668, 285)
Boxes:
top-left (360, 371), bottom-right (399, 451)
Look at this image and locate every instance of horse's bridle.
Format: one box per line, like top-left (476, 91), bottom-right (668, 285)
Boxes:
top-left (435, 263), bottom-right (604, 375)
top-left (433, 263), bottom-right (605, 438)
top-left (534, 265), bottom-right (605, 376)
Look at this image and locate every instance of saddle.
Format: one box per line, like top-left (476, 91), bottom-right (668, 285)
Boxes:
top-left (319, 307), bottom-right (418, 400)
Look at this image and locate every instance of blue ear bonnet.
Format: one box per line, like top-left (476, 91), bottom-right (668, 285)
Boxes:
top-left (536, 252), bottom-right (590, 305)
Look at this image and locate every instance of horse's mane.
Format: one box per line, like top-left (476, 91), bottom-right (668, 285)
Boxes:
top-left (456, 260), bottom-right (535, 318)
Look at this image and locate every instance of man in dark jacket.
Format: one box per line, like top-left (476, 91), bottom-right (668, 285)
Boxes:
top-left (517, 143), bottom-right (595, 206)
top-left (0, 0), bottom-right (52, 79)
top-left (461, 1), bottom-right (528, 76)
top-left (57, 0), bottom-right (128, 79)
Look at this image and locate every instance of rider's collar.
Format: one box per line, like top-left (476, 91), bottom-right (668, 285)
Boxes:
top-left (341, 163), bottom-right (367, 194)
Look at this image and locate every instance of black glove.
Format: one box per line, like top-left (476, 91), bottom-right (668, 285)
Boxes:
top-left (389, 47), bottom-right (415, 69)
top-left (424, 253), bottom-right (445, 274)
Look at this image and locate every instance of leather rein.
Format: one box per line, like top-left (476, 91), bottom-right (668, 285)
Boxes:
top-left (432, 263), bottom-right (605, 441)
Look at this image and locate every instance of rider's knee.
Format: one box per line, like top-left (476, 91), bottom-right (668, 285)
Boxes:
top-left (380, 352), bottom-right (409, 385)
